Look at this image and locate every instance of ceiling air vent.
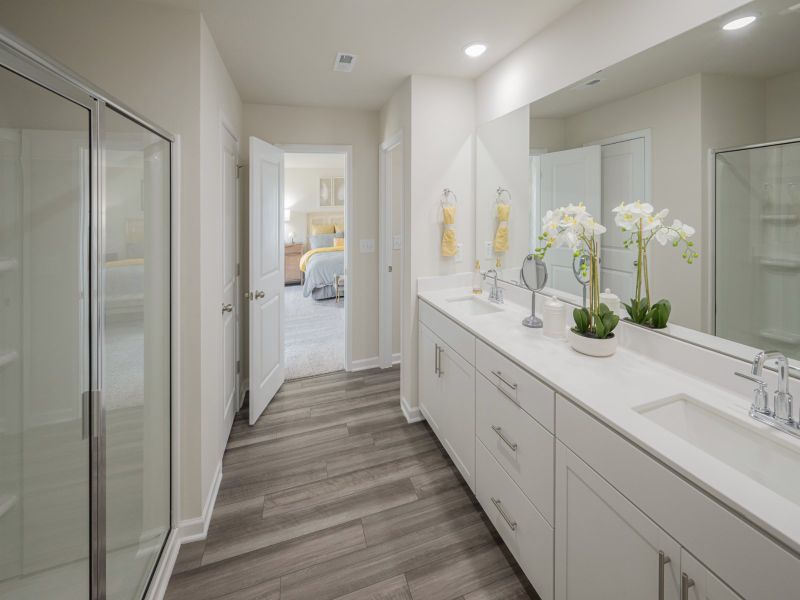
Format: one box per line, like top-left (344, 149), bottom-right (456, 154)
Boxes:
top-left (334, 53), bottom-right (358, 73)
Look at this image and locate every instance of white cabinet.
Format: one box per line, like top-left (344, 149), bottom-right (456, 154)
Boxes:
top-left (680, 551), bottom-right (742, 600)
top-left (417, 319), bottom-right (475, 491)
top-left (555, 441), bottom-right (681, 600)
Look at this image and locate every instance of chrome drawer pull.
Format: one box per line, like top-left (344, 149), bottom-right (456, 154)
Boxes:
top-left (658, 551), bottom-right (671, 600)
top-left (437, 346), bottom-right (444, 377)
top-left (491, 425), bottom-right (518, 451)
top-left (490, 497), bottom-right (517, 531)
top-left (491, 369), bottom-right (517, 390)
top-left (681, 573), bottom-right (695, 600)
top-left (434, 343), bottom-right (439, 375)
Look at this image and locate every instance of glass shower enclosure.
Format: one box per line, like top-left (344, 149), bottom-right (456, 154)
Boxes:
top-left (715, 139), bottom-right (800, 359)
top-left (0, 32), bottom-right (172, 600)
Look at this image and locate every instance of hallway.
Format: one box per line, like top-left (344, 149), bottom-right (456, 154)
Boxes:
top-left (165, 367), bottom-right (536, 600)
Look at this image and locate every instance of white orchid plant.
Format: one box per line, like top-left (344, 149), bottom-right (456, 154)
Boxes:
top-left (534, 203), bottom-right (619, 339)
top-left (612, 201), bottom-right (698, 328)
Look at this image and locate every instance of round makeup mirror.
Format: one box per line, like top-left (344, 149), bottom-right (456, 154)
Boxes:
top-left (520, 254), bottom-right (548, 328)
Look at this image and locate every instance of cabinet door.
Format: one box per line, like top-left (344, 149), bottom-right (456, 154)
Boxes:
top-left (680, 551), bottom-right (742, 600)
top-left (439, 342), bottom-right (476, 491)
top-left (555, 441), bottom-right (681, 600)
top-left (418, 323), bottom-right (444, 436)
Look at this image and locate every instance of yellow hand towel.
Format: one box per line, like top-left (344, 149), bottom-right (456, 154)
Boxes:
top-left (493, 203), bottom-right (510, 253)
top-left (441, 205), bottom-right (457, 257)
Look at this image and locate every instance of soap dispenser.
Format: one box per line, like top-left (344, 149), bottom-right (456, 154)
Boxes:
top-left (472, 260), bottom-right (482, 294)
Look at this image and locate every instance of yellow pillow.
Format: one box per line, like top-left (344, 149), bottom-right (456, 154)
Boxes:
top-left (334, 237), bottom-right (345, 249)
top-left (334, 223), bottom-right (344, 233)
top-left (311, 223), bottom-right (336, 235)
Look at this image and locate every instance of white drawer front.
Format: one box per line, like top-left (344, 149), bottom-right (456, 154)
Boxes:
top-left (475, 339), bottom-right (555, 432)
top-left (419, 299), bottom-right (476, 365)
top-left (476, 373), bottom-right (554, 524)
top-left (477, 441), bottom-right (554, 600)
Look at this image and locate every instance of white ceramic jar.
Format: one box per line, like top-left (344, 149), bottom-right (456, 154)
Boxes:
top-left (542, 295), bottom-right (566, 338)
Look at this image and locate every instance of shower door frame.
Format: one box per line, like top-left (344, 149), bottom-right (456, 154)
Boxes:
top-left (708, 136), bottom-right (800, 338)
top-left (0, 28), bottom-right (176, 600)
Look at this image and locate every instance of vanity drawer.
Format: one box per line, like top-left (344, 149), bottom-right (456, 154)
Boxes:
top-left (476, 373), bottom-right (554, 524)
top-left (419, 299), bottom-right (475, 364)
top-left (477, 440), bottom-right (554, 600)
top-left (476, 339), bottom-right (555, 432)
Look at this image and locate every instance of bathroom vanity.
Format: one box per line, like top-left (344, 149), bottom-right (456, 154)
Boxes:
top-left (417, 280), bottom-right (800, 600)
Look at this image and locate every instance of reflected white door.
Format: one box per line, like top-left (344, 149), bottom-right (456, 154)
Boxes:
top-left (221, 126), bottom-right (238, 438)
top-left (539, 146), bottom-right (601, 296)
top-left (248, 137), bottom-right (285, 425)
top-left (600, 138), bottom-right (644, 301)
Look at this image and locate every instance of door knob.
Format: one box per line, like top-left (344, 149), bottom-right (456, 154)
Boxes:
top-left (222, 303), bottom-right (233, 313)
top-left (243, 291), bottom-right (253, 300)
top-left (255, 290), bottom-right (265, 299)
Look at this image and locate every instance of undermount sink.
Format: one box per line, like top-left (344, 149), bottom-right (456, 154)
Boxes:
top-left (445, 295), bottom-right (504, 316)
top-left (637, 394), bottom-right (800, 505)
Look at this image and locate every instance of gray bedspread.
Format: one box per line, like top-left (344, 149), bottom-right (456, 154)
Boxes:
top-left (302, 249), bottom-right (344, 299)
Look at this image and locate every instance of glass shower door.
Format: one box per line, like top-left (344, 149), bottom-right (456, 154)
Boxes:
top-left (716, 140), bottom-right (800, 359)
top-left (101, 107), bottom-right (171, 600)
top-left (0, 64), bottom-right (91, 598)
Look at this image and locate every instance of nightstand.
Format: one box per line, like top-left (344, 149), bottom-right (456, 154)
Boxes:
top-left (284, 243), bottom-right (304, 285)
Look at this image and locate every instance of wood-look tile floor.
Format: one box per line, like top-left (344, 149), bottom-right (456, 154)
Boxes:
top-left (166, 367), bottom-right (538, 600)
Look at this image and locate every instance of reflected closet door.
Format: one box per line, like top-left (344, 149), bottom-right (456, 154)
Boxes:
top-left (0, 64), bottom-right (92, 598)
top-left (100, 107), bottom-right (171, 600)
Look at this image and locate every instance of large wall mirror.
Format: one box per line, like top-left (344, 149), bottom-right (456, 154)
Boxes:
top-left (475, 0), bottom-right (800, 361)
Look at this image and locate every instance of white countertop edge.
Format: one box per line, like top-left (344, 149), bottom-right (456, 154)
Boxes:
top-left (417, 286), bottom-right (800, 557)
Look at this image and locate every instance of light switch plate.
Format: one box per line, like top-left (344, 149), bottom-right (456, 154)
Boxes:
top-left (392, 235), bottom-right (401, 250)
top-left (359, 239), bottom-right (375, 253)
top-left (484, 241), bottom-right (493, 259)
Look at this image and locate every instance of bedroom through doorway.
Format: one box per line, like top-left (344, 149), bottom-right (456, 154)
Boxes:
top-left (282, 148), bottom-right (350, 380)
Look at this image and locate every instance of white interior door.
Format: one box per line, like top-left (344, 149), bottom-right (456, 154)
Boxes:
top-left (221, 126), bottom-right (238, 437)
top-left (379, 138), bottom-right (402, 369)
top-left (538, 146), bottom-right (601, 296)
top-left (600, 138), bottom-right (645, 301)
top-left (248, 137), bottom-right (284, 425)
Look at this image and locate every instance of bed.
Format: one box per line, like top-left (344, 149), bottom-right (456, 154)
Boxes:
top-left (301, 247), bottom-right (344, 300)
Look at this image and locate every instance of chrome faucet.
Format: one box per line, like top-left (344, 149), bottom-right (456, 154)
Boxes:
top-left (736, 350), bottom-right (800, 437)
top-left (484, 269), bottom-right (504, 304)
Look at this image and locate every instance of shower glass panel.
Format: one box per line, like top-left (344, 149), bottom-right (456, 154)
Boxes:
top-left (0, 66), bottom-right (91, 598)
top-left (101, 108), bottom-right (171, 600)
top-left (716, 140), bottom-right (800, 359)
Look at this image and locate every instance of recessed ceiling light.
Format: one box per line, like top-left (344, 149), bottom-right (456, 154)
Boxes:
top-left (722, 15), bottom-right (756, 30)
top-left (464, 43), bottom-right (487, 58)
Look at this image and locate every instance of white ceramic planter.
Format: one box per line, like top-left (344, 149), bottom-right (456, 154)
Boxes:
top-left (568, 328), bottom-right (617, 357)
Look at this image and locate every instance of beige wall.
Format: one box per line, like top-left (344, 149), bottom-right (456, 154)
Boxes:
top-left (766, 68), bottom-right (800, 141)
top-left (3, 1), bottom-right (242, 525)
top-left (285, 166), bottom-right (346, 243)
top-left (241, 104), bottom-right (380, 365)
top-left (199, 17), bottom-right (243, 511)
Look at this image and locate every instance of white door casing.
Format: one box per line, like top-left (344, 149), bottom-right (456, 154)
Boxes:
top-left (248, 137), bottom-right (285, 425)
top-left (379, 132), bottom-right (402, 369)
top-left (538, 146), bottom-right (601, 297)
top-left (221, 123), bottom-right (238, 439)
top-left (600, 137), bottom-right (645, 301)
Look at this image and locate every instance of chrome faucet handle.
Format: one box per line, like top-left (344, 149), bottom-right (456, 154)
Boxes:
top-left (735, 371), bottom-right (770, 415)
top-left (495, 287), bottom-right (504, 304)
top-left (774, 390), bottom-right (794, 424)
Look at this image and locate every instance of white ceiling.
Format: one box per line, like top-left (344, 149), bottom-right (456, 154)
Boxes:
top-left (146, 0), bottom-right (584, 110)
top-left (530, 0), bottom-right (800, 118)
top-left (284, 152), bottom-right (346, 169)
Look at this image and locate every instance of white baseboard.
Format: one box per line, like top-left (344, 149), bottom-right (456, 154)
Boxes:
top-left (401, 396), bottom-right (424, 423)
top-left (350, 356), bottom-right (380, 371)
top-left (392, 352), bottom-right (401, 365)
top-left (178, 460), bottom-right (223, 543)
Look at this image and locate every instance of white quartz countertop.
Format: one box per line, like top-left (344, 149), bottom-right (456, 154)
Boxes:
top-left (418, 286), bottom-right (800, 556)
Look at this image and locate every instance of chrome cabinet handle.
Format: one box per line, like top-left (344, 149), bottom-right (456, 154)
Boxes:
top-left (491, 369), bottom-right (517, 390)
top-left (437, 346), bottom-right (444, 377)
top-left (681, 573), bottom-right (695, 600)
top-left (222, 303), bottom-right (233, 313)
top-left (491, 425), bottom-right (518, 451)
top-left (434, 343), bottom-right (439, 375)
top-left (658, 551), bottom-right (671, 600)
top-left (490, 497), bottom-right (517, 531)
top-left (255, 290), bottom-right (265, 299)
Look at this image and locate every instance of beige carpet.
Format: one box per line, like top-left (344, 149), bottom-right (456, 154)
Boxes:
top-left (284, 285), bottom-right (345, 380)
